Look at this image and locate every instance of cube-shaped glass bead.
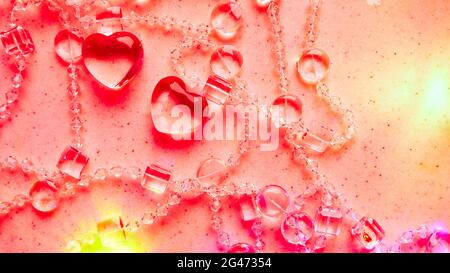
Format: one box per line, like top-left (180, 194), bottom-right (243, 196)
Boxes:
top-left (315, 205), bottom-right (343, 236)
top-left (203, 74), bottom-right (232, 105)
top-left (0, 25), bottom-right (35, 56)
top-left (239, 195), bottom-right (257, 222)
top-left (296, 131), bottom-right (329, 154)
top-left (141, 164), bottom-right (172, 194)
top-left (351, 217), bottom-right (385, 250)
top-left (57, 146), bottom-right (89, 179)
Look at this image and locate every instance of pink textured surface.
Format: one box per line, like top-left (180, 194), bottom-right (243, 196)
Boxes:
top-left (0, 0), bottom-right (449, 252)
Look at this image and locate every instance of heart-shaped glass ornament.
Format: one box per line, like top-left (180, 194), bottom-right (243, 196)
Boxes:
top-left (82, 31), bottom-right (143, 90)
top-left (151, 76), bottom-right (207, 140)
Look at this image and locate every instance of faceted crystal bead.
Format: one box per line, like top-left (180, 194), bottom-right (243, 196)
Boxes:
top-left (11, 73), bottom-right (23, 88)
top-left (57, 146), bottom-right (89, 179)
top-left (281, 211), bottom-right (315, 246)
top-left (227, 243), bottom-right (256, 253)
top-left (0, 202), bottom-right (12, 217)
top-left (6, 89), bottom-right (19, 104)
top-left (427, 231), bottom-right (450, 253)
top-left (96, 6), bottom-right (123, 35)
top-left (315, 205), bottom-right (343, 236)
top-left (12, 194), bottom-right (29, 208)
top-left (29, 180), bottom-right (59, 213)
top-left (294, 131), bottom-right (329, 154)
top-left (142, 212), bottom-right (156, 225)
top-left (297, 48), bottom-right (330, 85)
top-left (210, 1), bottom-right (242, 40)
top-left (203, 75), bottom-right (233, 105)
top-left (270, 94), bottom-right (303, 128)
top-left (54, 29), bottom-right (84, 63)
top-left (0, 25), bottom-right (35, 56)
top-left (255, 185), bottom-right (290, 218)
top-left (239, 195), bottom-right (257, 222)
top-left (196, 158), bottom-right (227, 188)
top-left (210, 45), bottom-right (243, 80)
top-left (141, 165), bottom-right (172, 194)
top-left (15, 55), bottom-right (26, 71)
top-left (351, 217), bottom-right (385, 250)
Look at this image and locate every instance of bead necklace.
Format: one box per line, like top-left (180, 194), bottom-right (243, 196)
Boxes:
top-left (0, 0), bottom-right (448, 253)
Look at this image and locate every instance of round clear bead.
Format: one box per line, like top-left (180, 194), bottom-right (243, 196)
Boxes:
top-left (110, 166), bottom-right (123, 179)
top-left (0, 202), bottom-right (12, 217)
top-left (142, 212), bottom-right (156, 225)
top-left (5, 89), bottom-right (19, 104)
top-left (12, 194), bottom-right (29, 208)
top-left (4, 156), bottom-right (18, 171)
top-left (156, 204), bottom-right (169, 217)
top-left (20, 158), bottom-right (34, 174)
top-left (168, 193), bottom-right (181, 206)
top-left (210, 197), bottom-right (221, 213)
top-left (67, 64), bottom-right (79, 79)
top-left (15, 55), bottom-right (26, 71)
top-left (94, 168), bottom-right (108, 181)
top-left (68, 81), bottom-right (80, 98)
top-left (11, 73), bottom-right (23, 88)
top-left (70, 101), bottom-right (81, 115)
top-left (217, 231), bottom-right (231, 248)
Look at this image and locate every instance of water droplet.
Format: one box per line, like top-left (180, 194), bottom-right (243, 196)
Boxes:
top-left (210, 45), bottom-right (243, 79)
top-left (210, 1), bottom-right (242, 40)
top-left (297, 48), bottom-right (330, 85)
top-left (281, 211), bottom-right (315, 246)
top-left (255, 185), bottom-right (290, 217)
top-left (54, 29), bottom-right (84, 63)
top-left (270, 94), bottom-right (303, 128)
top-left (29, 180), bottom-right (59, 212)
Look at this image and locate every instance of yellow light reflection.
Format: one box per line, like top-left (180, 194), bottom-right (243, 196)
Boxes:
top-left (419, 70), bottom-right (450, 124)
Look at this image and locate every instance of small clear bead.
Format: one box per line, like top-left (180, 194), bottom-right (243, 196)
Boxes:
top-left (217, 231), bottom-right (231, 249)
top-left (110, 166), bottom-right (123, 179)
top-left (251, 220), bottom-right (264, 237)
top-left (11, 73), bottom-right (23, 88)
top-left (67, 64), bottom-right (79, 79)
top-left (255, 238), bottom-right (265, 251)
top-left (156, 204), bottom-right (169, 217)
top-left (68, 81), bottom-right (80, 98)
top-left (5, 88), bottom-right (19, 104)
top-left (12, 194), bottom-right (29, 208)
top-left (70, 101), bottom-right (81, 115)
top-left (4, 156), bottom-right (18, 171)
top-left (210, 197), bottom-right (221, 212)
top-left (15, 55), bottom-right (26, 71)
top-left (168, 193), bottom-right (181, 206)
top-left (78, 174), bottom-right (91, 188)
top-left (125, 166), bottom-right (141, 180)
top-left (211, 214), bottom-right (222, 231)
top-left (94, 168), bottom-right (108, 181)
top-left (142, 212), bottom-right (156, 225)
top-left (71, 116), bottom-right (82, 132)
top-left (20, 158), bottom-right (34, 174)
top-left (0, 202), bottom-right (12, 217)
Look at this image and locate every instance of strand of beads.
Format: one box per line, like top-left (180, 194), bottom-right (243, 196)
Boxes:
top-left (267, 1), bottom-right (289, 95)
top-left (0, 23), bottom-right (34, 127)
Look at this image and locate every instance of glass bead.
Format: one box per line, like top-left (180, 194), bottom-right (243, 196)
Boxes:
top-left (313, 235), bottom-right (327, 251)
top-left (255, 0), bottom-right (273, 9)
top-left (141, 164), bottom-right (172, 194)
top-left (0, 104), bottom-right (11, 121)
top-left (4, 156), bottom-right (18, 170)
top-left (6, 89), bottom-right (19, 104)
top-left (210, 45), bottom-right (243, 80)
top-left (156, 204), bottom-right (169, 217)
top-left (210, 1), bottom-right (242, 40)
top-left (196, 158), bottom-right (227, 188)
top-left (20, 158), bottom-right (34, 174)
top-left (125, 166), bottom-right (141, 181)
top-left (0, 202), bottom-right (12, 217)
top-left (203, 74), bottom-right (233, 105)
top-left (29, 180), bottom-right (59, 213)
top-left (351, 217), bottom-right (385, 250)
top-left (315, 205), bottom-right (343, 236)
top-left (15, 55), bottom-right (26, 71)
top-left (168, 193), bottom-right (181, 206)
top-left (217, 231), bottom-right (231, 248)
top-left (142, 212), bottom-right (156, 225)
top-left (83, 30), bottom-right (143, 90)
top-left (294, 131), bottom-right (329, 154)
top-left (94, 168), bottom-right (108, 181)
top-left (281, 211), bottom-right (315, 246)
top-left (251, 219), bottom-right (264, 237)
top-left (239, 195), bottom-right (257, 222)
top-left (227, 243), bottom-right (256, 253)
top-left (11, 73), bottom-right (23, 88)
top-left (297, 48), bottom-right (330, 85)
top-left (0, 25), bottom-right (35, 56)
top-left (57, 146), bottom-right (89, 179)
top-left (54, 29), bottom-right (84, 63)
top-left (270, 94), bottom-right (303, 128)
top-left (12, 194), bottom-right (29, 208)
top-left (151, 76), bottom-right (203, 138)
top-left (110, 166), bottom-right (123, 179)
top-left (210, 197), bottom-right (221, 213)
top-left (95, 6), bottom-right (123, 35)
top-left (427, 231), bottom-right (450, 253)
top-left (70, 101), bottom-right (81, 115)
top-left (255, 185), bottom-right (290, 218)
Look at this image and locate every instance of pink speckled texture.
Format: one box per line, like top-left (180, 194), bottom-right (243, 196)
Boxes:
top-left (0, 0), bottom-right (449, 252)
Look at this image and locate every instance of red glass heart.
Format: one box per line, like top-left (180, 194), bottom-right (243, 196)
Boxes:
top-left (82, 31), bottom-right (143, 90)
top-left (151, 76), bottom-right (206, 139)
